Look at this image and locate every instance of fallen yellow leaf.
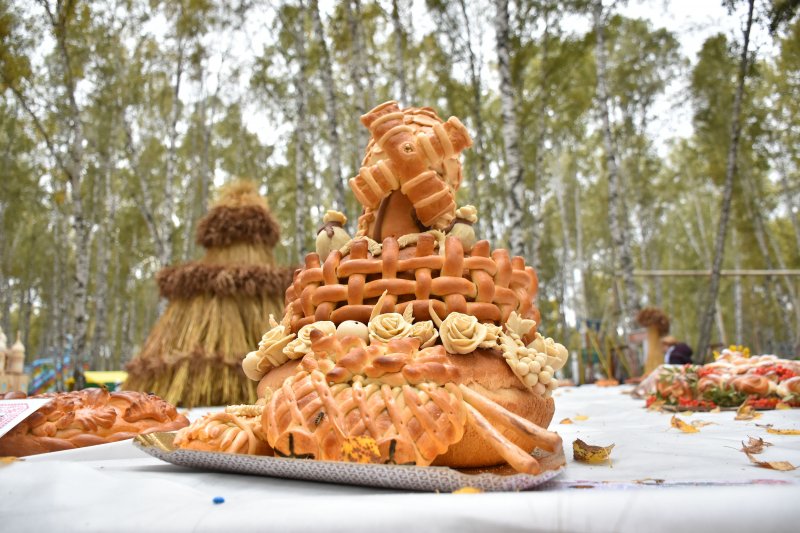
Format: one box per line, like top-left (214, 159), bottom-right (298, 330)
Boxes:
top-left (766, 428), bottom-right (800, 436)
top-left (560, 418), bottom-right (574, 424)
top-left (679, 410), bottom-right (694, 417)
top-left (745, 452), bottom-right (796, 471)
top-left (671, 415), bottom-right (699, 433)
top-left (574, 415), bottom-right (589, 421)
top-left (775, 402), bottom-right (791, 410)
top-left (710, 406), bottom-right (721, 413)
top-left (572, 438), bottom-right (614, 464)
top-left (0, 456), bottom-right (20, 466)
top-left (340, 436), bottom-right (381, 464)
top-left (690, 420), bottom-right (715, 428)
top-left (452, 486), bottom-right (483, 494)
top-left (735, 404), bottom-right (761, 421)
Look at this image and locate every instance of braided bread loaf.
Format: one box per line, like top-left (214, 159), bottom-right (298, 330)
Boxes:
top-left (174, 405), bottom-right (271, 455)
top-left (0, 389), bottom-right (189, 457)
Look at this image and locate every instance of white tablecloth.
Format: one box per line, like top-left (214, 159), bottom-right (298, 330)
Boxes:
top-left (2, 386), bottom-right (799, 532)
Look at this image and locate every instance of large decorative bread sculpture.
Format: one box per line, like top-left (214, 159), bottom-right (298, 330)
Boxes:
top-left (0, 389), bottom-right (189, 457)
top-left (176, 102), bottom-right (569, 474)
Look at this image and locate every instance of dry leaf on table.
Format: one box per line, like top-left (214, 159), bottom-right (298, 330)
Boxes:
top-left (574, 415), bottom-right (589, 421)
top-left (671, 415), bottom-right (699, 433)
top-left (1, 456), bottom-right (21, 466)
top-left (745, 452), bottom-right (796, 471)
top-left (560, 418), bottom-right (574, 424)
top-left (573, 438), bottom-right (614, 464)
top-left (766, 428), bottom-right (800, 436)
top-left (735, 404), bottom-right (761, 421)
top-left (452, 486), bottom-right (484, 494)
top-left (691, 420), bottom-right (715, 428)
top-left (740, 436), bottom-right (772, 454)
top-left (775, 401), bottom-right (791, 410)
top-left (340, 436), bottom-right (381, 464)
top-left (710, 406), bottom-right (721, 413)
top-left (647, 399), bottom-right (665, 412)
top-left (679, 410), bottom-right (694, 417)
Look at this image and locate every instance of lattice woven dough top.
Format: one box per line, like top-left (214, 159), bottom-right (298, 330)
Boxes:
top-left (285, 233), bottom-right (539, 334)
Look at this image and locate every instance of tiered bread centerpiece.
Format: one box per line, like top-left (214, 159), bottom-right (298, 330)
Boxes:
top-left (176, 102), bottom-right (569, 474)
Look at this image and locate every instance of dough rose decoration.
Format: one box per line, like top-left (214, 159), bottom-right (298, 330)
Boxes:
top-left (283, 321), bottom-right (337, 359)
top-left (367, 293), bottom-right (414, 343)
top-left (242, 315), bottom-right (296, 381)
top-left (410, 320), bottom-right (439, 348)
top-left (430, 304), bottom-right (501, 354)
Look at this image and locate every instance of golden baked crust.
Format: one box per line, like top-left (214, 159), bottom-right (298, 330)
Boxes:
top-left (256, 349), bottom-right (554, 469)
top-left (284, 235), bottom-right (540, 335)
top-left (0, 389), bottom-right (189, 457)
top-left (249, 333), bottom-right (563, 474)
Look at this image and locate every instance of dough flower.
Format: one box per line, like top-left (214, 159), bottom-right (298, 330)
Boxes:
top-left (284, 321), bottom-right (336, 359)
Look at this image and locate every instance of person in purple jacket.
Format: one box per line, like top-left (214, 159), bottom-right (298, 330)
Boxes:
top-left (662, 336), bottom-right (694, 365)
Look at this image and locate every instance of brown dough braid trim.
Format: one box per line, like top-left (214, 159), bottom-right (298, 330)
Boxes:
top-left (196, 204), bottom-right (281, 249)
top-left (157, 263), bottom-right (294, 300)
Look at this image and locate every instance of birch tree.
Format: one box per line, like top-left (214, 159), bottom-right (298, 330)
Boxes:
top-left (0, 0), bottom-right (96, 363)
top-left (310, 0), bottom-right (345, 211)
top-left (593, 0), bottom-right (638, 329)
top-left (493, 0), bottom-right (525, 257)
top-left (696, 0), bottom-right (755, 360)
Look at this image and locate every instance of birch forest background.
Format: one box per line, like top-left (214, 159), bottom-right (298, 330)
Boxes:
top-left (1, 0), bottom-right (799, 374)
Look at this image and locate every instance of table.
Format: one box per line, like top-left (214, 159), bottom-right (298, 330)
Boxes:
top-left (2, 386), bottom-right (799, 532)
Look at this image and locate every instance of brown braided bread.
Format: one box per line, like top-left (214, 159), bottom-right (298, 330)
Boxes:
top-left (0, 389), bottom-right (189, 457)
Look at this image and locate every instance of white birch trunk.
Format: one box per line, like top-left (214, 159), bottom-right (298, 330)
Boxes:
top-left (696, 0), bottom-right (755, 361)
top-left (593, 0), bottom-right (638, 328)
top-left (493, 0), bottom-right (525, 256)
top-left (310, 0), bottom-right (345, 212)
top-left (459, 0), bottom-right (488, 183)
top-left (91, 155), bottom-right (117, 367)
top-left (292, 9), bottom-right (310, 262)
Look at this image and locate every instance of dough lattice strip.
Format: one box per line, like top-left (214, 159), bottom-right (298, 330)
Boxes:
top-left (284, 234), bottom-right (539, 334)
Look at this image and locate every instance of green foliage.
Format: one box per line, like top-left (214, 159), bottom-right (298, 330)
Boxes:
top-left (0, 0), bottom-right (798, 372)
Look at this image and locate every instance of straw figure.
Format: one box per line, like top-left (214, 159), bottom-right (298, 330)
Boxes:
top-left (637, 307), bottom-right (671, 375)
top-left (124, 181), bottom-right (295, 407)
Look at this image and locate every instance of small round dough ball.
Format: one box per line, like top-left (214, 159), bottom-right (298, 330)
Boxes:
top-left (242, 351), bottom-right (265, 381)
top-left (336, 320), bottom-right (369, 341)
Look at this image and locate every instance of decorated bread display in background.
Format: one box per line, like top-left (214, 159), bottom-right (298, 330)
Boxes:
top-left (638, 346), bottom-right (800, 410)
top-left (177, 101), bottom-right (570, 475)
top-left (0, 389), bottom-right (188, 457)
